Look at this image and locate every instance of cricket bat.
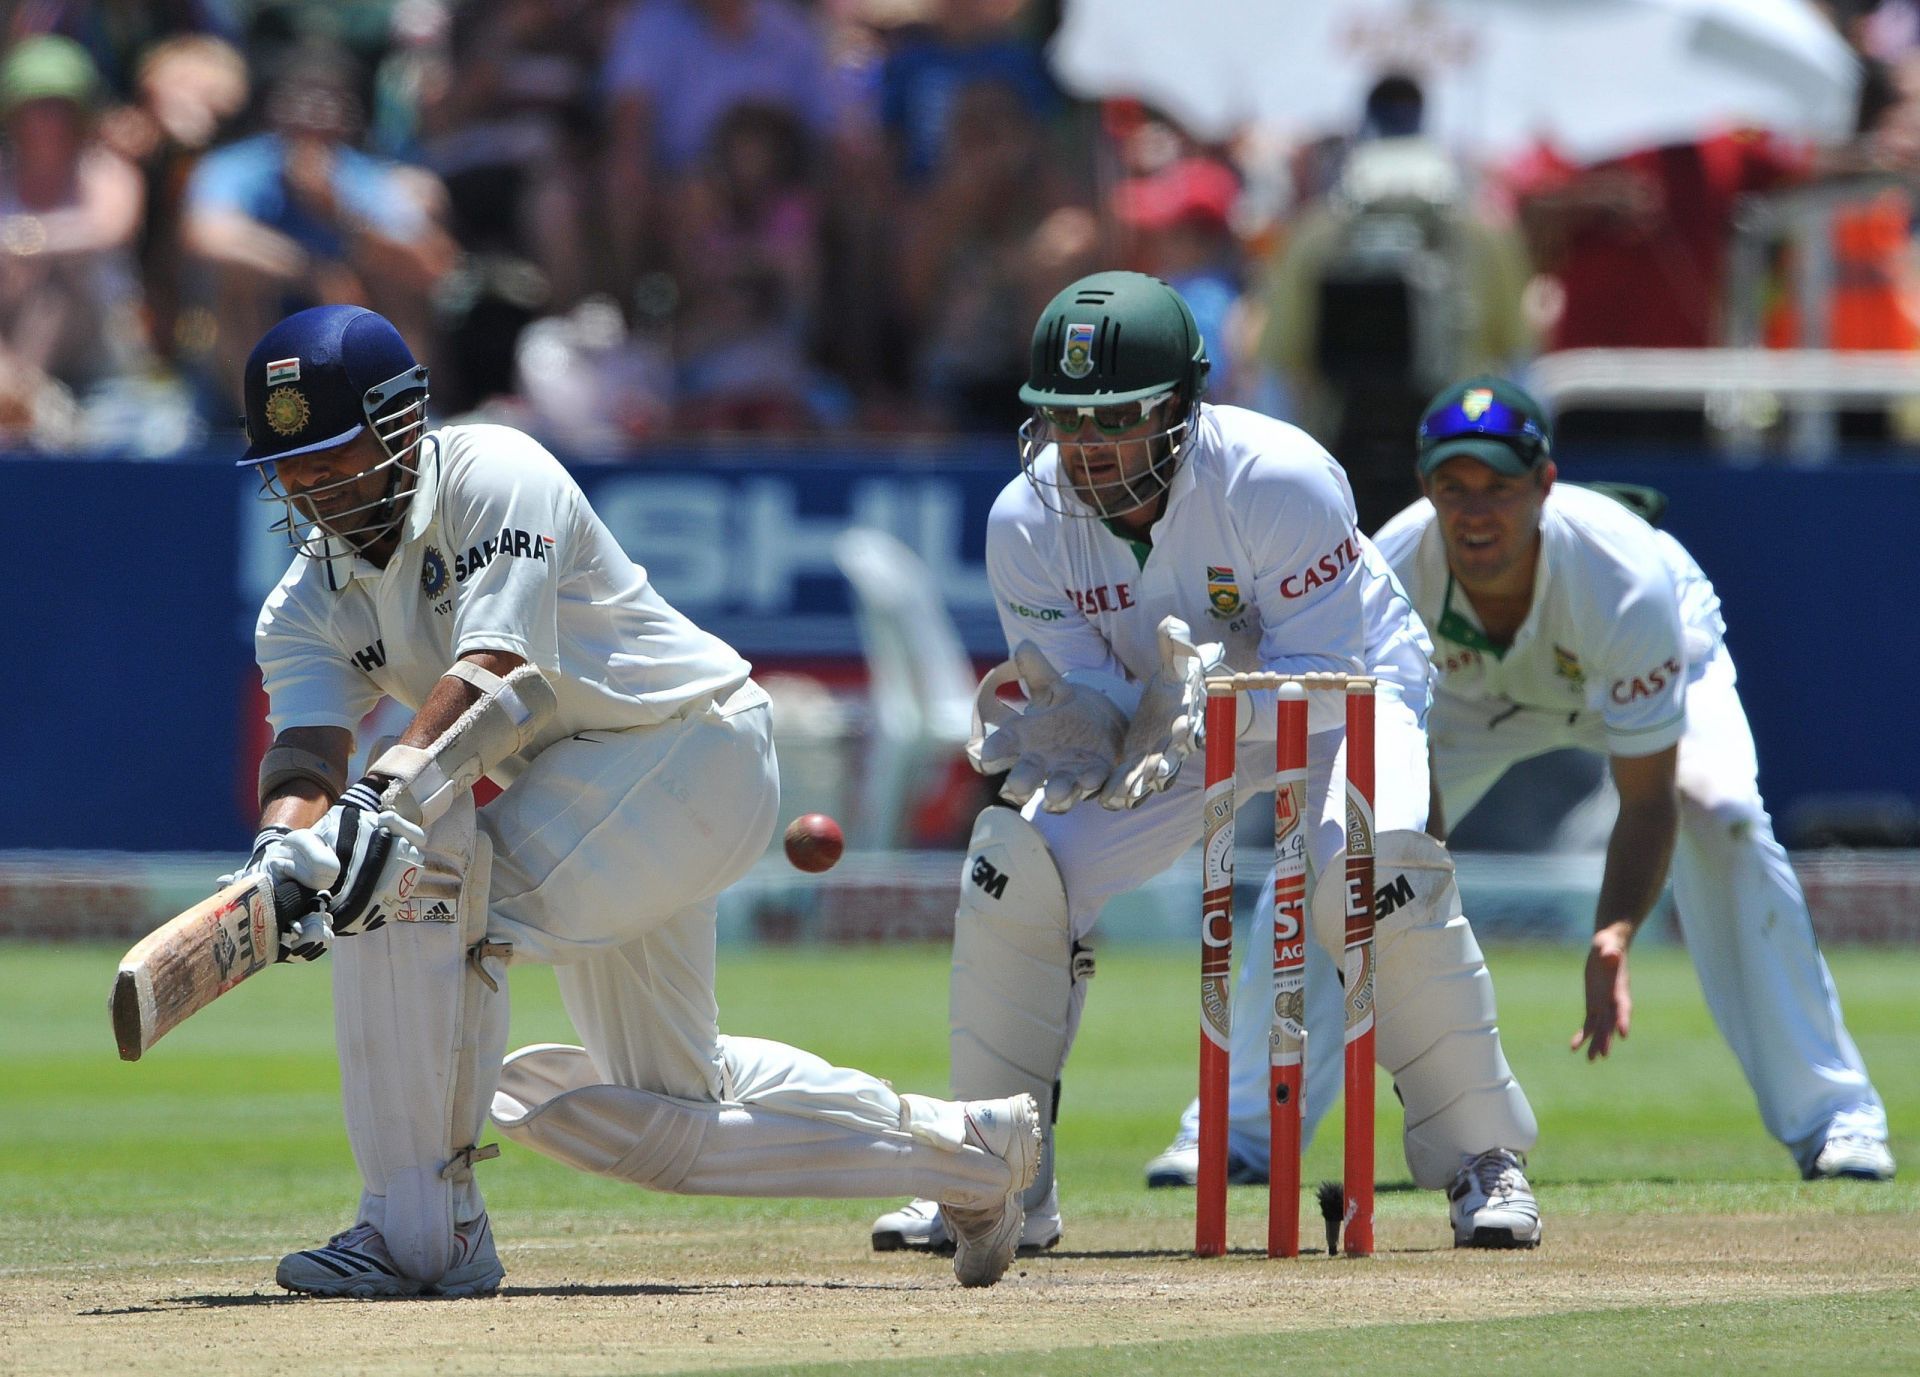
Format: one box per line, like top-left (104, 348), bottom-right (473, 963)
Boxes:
top-left (110, 873), bottom-right (312, 1061)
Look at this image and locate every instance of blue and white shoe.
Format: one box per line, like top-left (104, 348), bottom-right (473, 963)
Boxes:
top-left (276, 1215), bottom-right (504, 1298)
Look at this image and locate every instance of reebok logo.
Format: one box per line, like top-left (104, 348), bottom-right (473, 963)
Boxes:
top-left (970, 856), bottom-right (1008, 899)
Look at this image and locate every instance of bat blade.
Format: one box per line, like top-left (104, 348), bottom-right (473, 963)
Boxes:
top-left (111, 874), bottom-right (284, 1061)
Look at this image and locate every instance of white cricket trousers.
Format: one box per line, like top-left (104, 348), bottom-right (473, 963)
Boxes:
top-left (481, 683), bottom-right (934, 1140)
top-left (1432, 644), bottom-right (1887, 1163)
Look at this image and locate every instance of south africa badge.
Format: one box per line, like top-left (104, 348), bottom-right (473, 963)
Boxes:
top-left (1207, 565), bottom-right (1240, 617)
top-left (1061, 323), bottom-right (1096, 379)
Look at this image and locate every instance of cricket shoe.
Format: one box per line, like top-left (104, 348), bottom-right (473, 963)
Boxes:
top-left (1143, 1131), bottom-right (1269, 1188)
top-left (1448, 1148), bottom-right (1542, 1249)
top-left (276, 1215), bottom-right (504, 1298)
top-left (940, 1094), bottom-right (1043, 1287)
top-left (871, 1183), bottom-right (1062, 1255)
top-left (1805, 1134), bottom-right (1896, 1181)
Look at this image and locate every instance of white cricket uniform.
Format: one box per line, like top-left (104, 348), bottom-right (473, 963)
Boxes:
top-left (978, 404), bottom-right (1535, 1193)
top-left (987, 404), bottom-right (1432, 930)
top-left (257, 424), bottom-right (1024, 1257)
top-left (1373, 483), bottom-right (1887, 1162)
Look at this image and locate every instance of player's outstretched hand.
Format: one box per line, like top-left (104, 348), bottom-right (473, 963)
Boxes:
top-left (969, 643), bottom-right (1127, 814)
top-left (1101, 616), bottom-right (1212, 810)
top-left (1571, 921), bottom-right (1634, 1060)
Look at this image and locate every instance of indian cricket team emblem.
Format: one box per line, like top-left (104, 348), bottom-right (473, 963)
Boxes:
top-left (1461, 387), bottom-right (1494, 420)
top-left (1552, 643), bottom-right (1585, 687)
top-left (1206, 565), bottom-right (1240, 617)
top-left (1061, 323), bottom-right (1096, 379)
top-left (420, 545), bottom-right (449, 598)
top-left (264, 385), bottom-right (310, 436)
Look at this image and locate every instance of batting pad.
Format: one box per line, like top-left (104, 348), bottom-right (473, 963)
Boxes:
top-left (948, 806), bottom-right (1079, 1207)
top-left (491, 1045), bottom-right (1015, 1210)
top-left (333, 792), bottom-right (508, 1282)
top-left (1354, 831), bottom-right (1538, 1188)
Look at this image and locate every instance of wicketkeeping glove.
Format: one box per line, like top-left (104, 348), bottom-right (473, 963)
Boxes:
top-left (969, 642), bottom-right (1131, 814)
top-left (1099, 616), bottom-right (1216, 810)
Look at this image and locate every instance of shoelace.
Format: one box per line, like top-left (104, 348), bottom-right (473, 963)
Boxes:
top-left (1468, 1151), bottom-right (1522, 1201)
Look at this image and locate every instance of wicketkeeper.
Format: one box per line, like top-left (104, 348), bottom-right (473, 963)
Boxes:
top-left (227, 305), bottom-right (1042, 1297)
top-left (868, 272), bottom-right (1542, 1257)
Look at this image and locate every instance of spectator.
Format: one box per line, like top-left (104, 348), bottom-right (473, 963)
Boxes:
top-left (411, 0), bottom-right (602, 308)
top-left (669, 102), bottom-right (831, 431)
top-left (1257, 76), bottom-right (1532, 528)
top-left (0, 34), bottom-right (149, 445)
top-left (878, 0), bottom-right (1056, 187)
top-left (1512, 133), bottom-right (1804, 353)
top-left (102, 34), bottom-right (249, 368)
top-left (181, 43), bottom-right (457, 411)
top-left (1114, 154), bottom-right (1246, 400)
top-left (899, 76), bottom-right (1099, 430)
top-left (601, 0), bottom-right (841, 311)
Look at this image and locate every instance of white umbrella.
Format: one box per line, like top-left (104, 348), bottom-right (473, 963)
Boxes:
top-left (1050, 0), bottom-right (1861, 163)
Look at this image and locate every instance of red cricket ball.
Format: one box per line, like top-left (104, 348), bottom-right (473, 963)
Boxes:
top-left (783, 813), bottom-right (845, 873)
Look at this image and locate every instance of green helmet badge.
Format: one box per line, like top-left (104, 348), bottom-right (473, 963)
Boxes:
top-left (1061, 322), bottom-right (1096, 379)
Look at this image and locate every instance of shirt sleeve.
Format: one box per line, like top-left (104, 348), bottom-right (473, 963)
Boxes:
top-left (332, 151), bottom-right (428, 238)
top-left (984, 487), bottom-right (1127, 683)
top-left (1236, 448), bottom-right (1368, 734)
top-left (1595, 574), bottom-right (1688, 757)
top-left (441, 432), bottom-right (570, 669)
top-left (185, 140), bottom-right (263, 215)
top-left (255, 578), bottom-right (382, 739)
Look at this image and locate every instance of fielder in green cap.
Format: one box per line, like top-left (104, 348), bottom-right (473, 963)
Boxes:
top-left (870, 273), bottom-right (1545, 1259)
top-left (1372, 374), bottom-right (1892, 1181)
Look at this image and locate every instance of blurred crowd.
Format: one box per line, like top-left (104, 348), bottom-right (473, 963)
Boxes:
top-left (0, 0), bottom-right (1917, 500)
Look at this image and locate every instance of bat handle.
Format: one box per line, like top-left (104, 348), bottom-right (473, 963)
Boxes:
top-left (272, 877), bottom-right (319, 923)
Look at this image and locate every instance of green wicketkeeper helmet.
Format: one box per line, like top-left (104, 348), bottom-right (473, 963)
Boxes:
top-left (1017, 271), bottom-right (1211, 518)
top-left (1019, 270), bottom-right (1210, 408)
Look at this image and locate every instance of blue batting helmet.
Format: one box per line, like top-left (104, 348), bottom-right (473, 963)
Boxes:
top-left (239, 305), bottom-right (429, 466)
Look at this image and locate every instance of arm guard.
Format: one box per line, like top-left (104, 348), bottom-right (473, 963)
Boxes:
top-left (258, 742), bottom-right (348, 809)
top-left (369, 662), bottom-right (559, 826)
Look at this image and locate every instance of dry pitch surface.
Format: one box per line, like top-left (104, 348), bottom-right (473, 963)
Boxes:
top-left (7, 1211), bottom-right (1917, 1376)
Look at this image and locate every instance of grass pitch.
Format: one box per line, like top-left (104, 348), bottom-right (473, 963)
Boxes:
top-left (2, 939), bottom-right (1914, 1374)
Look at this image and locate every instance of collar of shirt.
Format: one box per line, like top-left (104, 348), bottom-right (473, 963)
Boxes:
top-left (318, 435), bottom-right (442, 590)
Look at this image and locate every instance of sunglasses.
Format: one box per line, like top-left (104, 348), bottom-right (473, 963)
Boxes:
top-left (1037, 394), bottom-right (1170, 436)
top-left (1418, 396), bottom-right (1549, 464)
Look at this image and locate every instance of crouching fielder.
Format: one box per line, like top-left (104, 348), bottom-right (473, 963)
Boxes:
top-left (869, 271), bottom-right (1540, 1257)
top-left (228, 306), bottom-right (1039, 1298)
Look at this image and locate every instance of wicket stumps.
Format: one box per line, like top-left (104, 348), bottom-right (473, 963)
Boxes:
top-left (1197, 673), bottom-right (1375, 1259)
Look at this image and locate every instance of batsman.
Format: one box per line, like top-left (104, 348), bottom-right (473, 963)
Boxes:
top-left (869, 272), bottom-right (1541, 1257)
top-left (225, 305), bottom-right (1044, 1297)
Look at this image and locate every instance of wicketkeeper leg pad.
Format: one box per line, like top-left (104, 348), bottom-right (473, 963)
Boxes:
top-left (948, 805), bottom-right (1080, 1208)
top-left (1317, 830), bottom-right (1536, 1189)
top-left (333, 791), bottom-right (509, 1283)
top-left (490, 1044), bottom-right (1018, 1210)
